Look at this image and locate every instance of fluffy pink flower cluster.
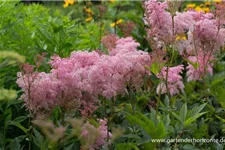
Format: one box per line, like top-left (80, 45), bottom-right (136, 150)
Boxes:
top-left (81, 119), bottom-right (112, 150)
top-left (144, 0), bottom-right (225, 53)
top-left (101, 34), bottom-right (119, 51)
top-left (16, 72), bottom-right (63, 111)
top-left (17, 37), bottom-right (151, 113)
top-left (144, 0), bottom-right (173, 45)
top-left (144, 0), bottom-right (225, 93)
top-left (156, 65), bottom-right (184, 96)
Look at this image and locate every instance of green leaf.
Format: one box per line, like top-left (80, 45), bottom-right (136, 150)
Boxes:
top-left (13, 116), bottom-right (27, 123)
top-left (126, 111), bottom-right (166, 149)
top-left (156, 121), bottom-right (167, 138)
top-left (211, 72), bottom-right (225, 86)
top-left (10, 138), bottom-right (21, 150)
top-left (184, 112), bottom-right (207, 127)
top-left (149, 62), bottom-right (165, 75)
top-left (163, 114), bottom-right (171, 128)
top-left (170, 111), bottom-right (182, 124)
top-left (64, 143), bottom-right (75, 150)
top-left (33, 128), bottom-right (44, 147)
top-left (53, 25), bottom-right (63, 33)
top-left (183, 57), bottom-right (199, 69)
top-left (116, 143), bottom-right (139, 150)
top-left (126, 112), bottom-right (154, 137)
top-left (179, 103), bottom-right (187, 123)
top-left (37, 27), bottom-right (55, 46)
top-left (188, 103), bottom-right (207, 118)
top-left (9, 121), bottom-right (29, 134)
top-left (215, 115), bottom-right (225, 123)
top-left (211, 86), bottom-right (225, 108)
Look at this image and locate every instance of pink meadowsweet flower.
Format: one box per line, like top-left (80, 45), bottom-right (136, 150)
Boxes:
top-left (185, 10), bottom-right (214, 22)
top-left (16, 72), bottom-right (62, 111)
top-left (194, 19), bottom-right (225, 52)
top-left (101, 34), bottom-right (119, 51)
top-left (110, 37), bottom-right (140, 56)
top-left (144, 0), bottom-right (173, 45)
top-left (144, 1), bottom-right (225, 58)
top-left (156, 65), bottom-right (184, 96)
top-left (17, 37), bottom-right (151, 114)
top-left (186, 50), bottom-right (213, 82)
top-left (88, 37), bottom-right (150, 99)
top-left (193, 19), bottom-right (218, 43)
top-left (174, 12), bottom-right (195, 34)
top-left (96, 119), bottom-right (112, 146)
top-left (79, 93), bottom-right (99, 117)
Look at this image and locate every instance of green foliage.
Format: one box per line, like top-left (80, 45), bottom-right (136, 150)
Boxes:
top-left (0, 1), bottom-right (103, 61)
top-left (170, 103), bottom-right (207, 128)
top-left (125, 111), bottom-right (166, 149)
top-left (1, 1), bottom-right (225, 150)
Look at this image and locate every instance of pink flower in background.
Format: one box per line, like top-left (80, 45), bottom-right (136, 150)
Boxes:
top-left (187, 50), bottom-right (213, 82)
top-left (193, 19), bottom-right (218, 42)
top-left (144, 0), bottom-right (173, 45)
top-left (110, 37), bottom-right (140, 55)
top-left (101, 34), bottom-right (119, 51)
top-left (144, 1), bottom-right (225, 57)
top-left (95, 119), bottom-right (112, 148)
top-left (156, 65), bottom-right (184, 96)
top-left (174, 12), bottom-right (195, 34)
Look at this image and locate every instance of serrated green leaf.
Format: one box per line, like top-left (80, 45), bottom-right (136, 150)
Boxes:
top-left (188, 103), bottom-right (207, 118)
top-left (156, 121), bottom-right (167, 138)
top-left (184, 112), bottom-right (207, 127)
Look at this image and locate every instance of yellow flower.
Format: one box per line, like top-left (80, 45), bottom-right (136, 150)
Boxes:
top-left (204, 1), bottom-right (211, 6)
top-left (63, 2), bottom-right (69, 8)
top-left (199, 4), bottom-right (205, 7)
top-left (66, 0), bottom-right (75, 5)
top-left (85, 17), bottom-right (93, 22)
top-left (202, 7), bottom-right (210, 13)
top-left (109, 0), bottom-right (115, 3)
top-left (187, 3), bottom-right (196, 9)
top-left (110, 19), bottom-right (123, 27)
top-left (84, 8), bottom-right (94, 15)
top-left (63, 0), bottom-right (75, 8)
top-left (116, 19), bottom-right (123, 24)
top-left (195, 6), bottom-right (204, 12)
top-left (176, 35), bottom-right (187, 41)
top-left (110, 23), bottom-right (116, 27)
top-left (213, 0), bottom-right (222, 3)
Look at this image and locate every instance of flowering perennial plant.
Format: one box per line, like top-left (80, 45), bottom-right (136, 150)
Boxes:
top-left (17, 37), bottom-right (151, 114)
top-left (144, 0), bottom-right (225, 95)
